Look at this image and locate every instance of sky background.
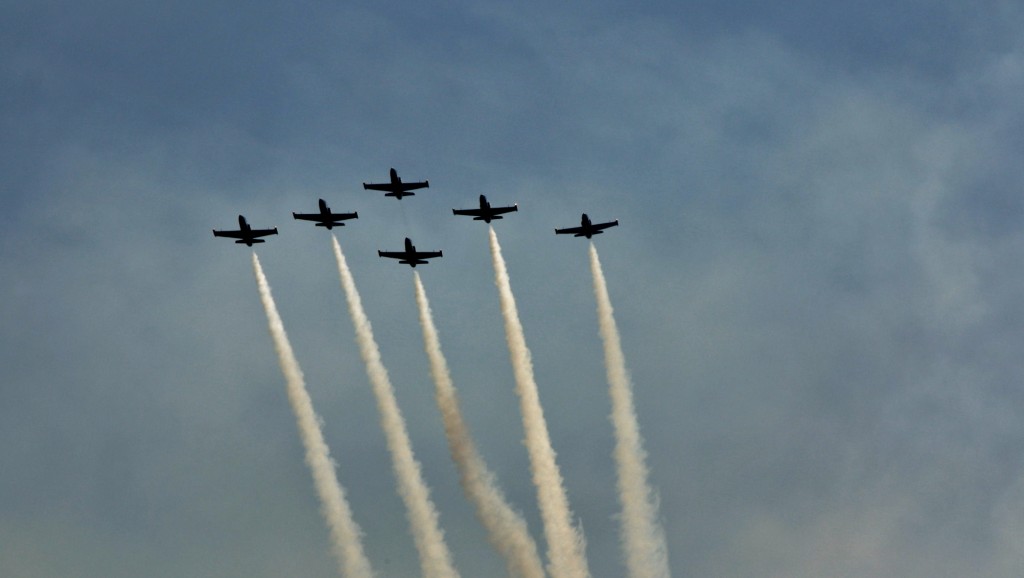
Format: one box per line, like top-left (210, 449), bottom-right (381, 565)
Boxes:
top-left (4, 1), bottom-right (1024, 576)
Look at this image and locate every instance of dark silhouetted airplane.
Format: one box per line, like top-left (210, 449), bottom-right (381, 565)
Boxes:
top-left (362, 168), bottom-right (429, 199)
top-left (378, 237), bottom-right (443, 267)
top-left (555, 213), bottom-right (619, 239)
top-left (213, 215), bottom-right (278, 246)
top-left (452, 195), bottom-right (518, 223)
top-left (292, 199), bottom-right (358, 229)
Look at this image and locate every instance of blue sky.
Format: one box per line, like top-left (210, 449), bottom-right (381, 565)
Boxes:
top-left (4, 1), bottom-right (1024, 576)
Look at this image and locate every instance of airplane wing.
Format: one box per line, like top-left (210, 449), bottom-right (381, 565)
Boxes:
top-left (454, 206), bottom-right (518, 217)
top-left (377, 250), bottom-right (442, 262)
top-left (212, 228), bottom-right (278, 239)
top-left (555, 220), bottom-right (617, 236)
top-left (554, 226), bottom-right (585, 236)
top-left (490, 205), bottom-right (517, 216)
top-left (247, 228), bottom-right (279, 238)
top-left (453, 206), bottom-right (517, 219)
top-left (375, 250), bottom-right (443, 260)
top-left (411, 250), bottom-right (442, 259)
top-left (213, 228), bottom-right (277, 243)
top-left (364, 181), bottom-right (429, 192)
top-left (292, 212), bottom-right (357, 222)
top-left (402, 181), bottom-right (429, 191)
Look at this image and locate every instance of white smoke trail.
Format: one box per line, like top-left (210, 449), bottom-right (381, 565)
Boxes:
top-left (331, 236), bottom-right (461, 578)
top-left (413, 272), bottom-right (547, 578)
top-left (488, 227), bottom-right (591, 578)
top-left (588, 243), bottom-right (670, 578)
top-left (251, 252), bottom-right (375, 578)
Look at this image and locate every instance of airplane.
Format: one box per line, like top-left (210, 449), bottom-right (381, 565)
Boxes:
top-left (212, 215), bottom-right (278, 246)
top-left (292, 199), bottom-right (358, 229)
top-left (362, 168), bottom-right (429, 199)
top-left (452, 194), bottom-right (518, 223)
top-left (378, 237), bottom-right (442, 267)
top-left (554, 213), bottom-right (619, 239)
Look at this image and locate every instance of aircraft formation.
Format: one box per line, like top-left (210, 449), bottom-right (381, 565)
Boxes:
top-left (212, 167), bottom-right (619, 265)
top-left (228, 168), bottom-right (665, 578)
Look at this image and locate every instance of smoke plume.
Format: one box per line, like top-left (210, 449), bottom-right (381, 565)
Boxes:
top-left (413, 272), bottom-right (547, 578)
top-left (331, 236), bottom-right (461, 578)
top-left (589, 244), bottom-right (670, 578)
top-left (251, 252), bottom-right (375, 578)
top-left (488, 227), bottom-right (592, 578)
